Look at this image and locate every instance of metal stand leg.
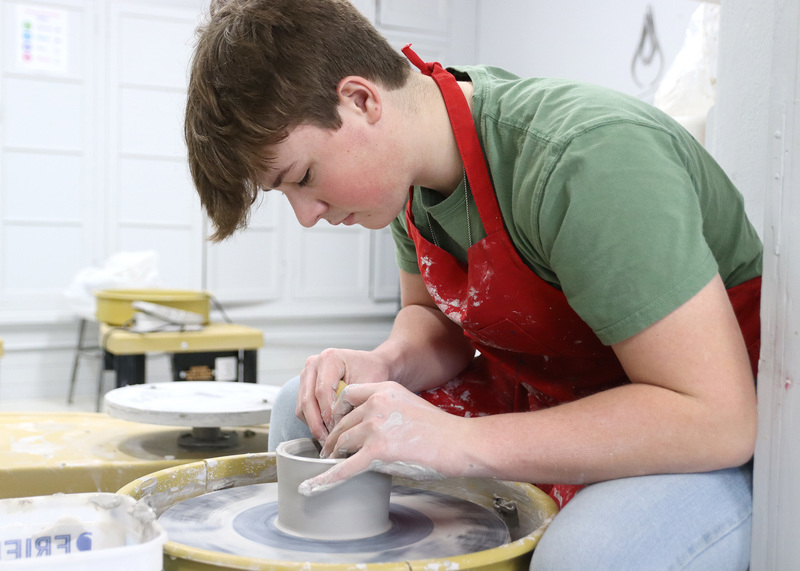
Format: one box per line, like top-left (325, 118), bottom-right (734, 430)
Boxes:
top-left (96, 350), bottom-right (114, 412)
top-left (69, 318), bottom-right (102, 406)
top-left (114, 354), bottom-right (146, 387)
top-left (67, 318), bottom-right (87, 404)
top-left (242, 350), bottom-right (257, 382)
top-left (95, 352), bottom-right (145, 412)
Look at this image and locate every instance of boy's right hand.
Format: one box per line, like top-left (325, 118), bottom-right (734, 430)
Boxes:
top-left (297, 348), bottom-right (392, 441)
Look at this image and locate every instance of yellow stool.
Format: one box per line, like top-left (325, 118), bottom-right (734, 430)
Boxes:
top-left (98, 323), bottom-right (264, 411)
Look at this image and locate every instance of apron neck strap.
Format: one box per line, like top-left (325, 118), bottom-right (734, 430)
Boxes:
top-left (401, 44), bottom-right (504, 234)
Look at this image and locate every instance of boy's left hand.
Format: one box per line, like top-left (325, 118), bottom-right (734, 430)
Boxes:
top-left (297, 381), bottom-right (469, 496)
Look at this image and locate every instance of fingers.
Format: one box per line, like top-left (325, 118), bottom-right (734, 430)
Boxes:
top-left (297, 455), bottom-right (370, 496)
top-left (370, 460), bottom-right (446, 481)
top-left (296, 366), bottom-right (328, 440)
top-left (297, 352), bottom-right (349, 440)
top-left (330, 384), bottom-right (358, 427)
top-left (321, 383), bottom-right (381, 458)
top-left (298, 382), bottom-right (457, 497)
top-left (331, 382), bottom-right (374, 417)
top-left (311, 358), bottom-right (339, 425)
top-left (321, 382), bottom-right (408, 458)
top-left (326, 380), bottom-right (350, 430)
top-left (322, 405), bottom-right (364, 459)
top-left (295, 348), bottom-right (394, 443)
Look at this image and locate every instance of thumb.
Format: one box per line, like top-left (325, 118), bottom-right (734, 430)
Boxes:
top-left (329, 382), bottom-right (372, 427)
top-left (297, 455), bottom-right (369, 497)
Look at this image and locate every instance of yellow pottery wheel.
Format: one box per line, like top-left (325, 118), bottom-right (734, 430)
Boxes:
top-left (0, 412), bottom-right (269, 499)
top-left (95, 289), bottom-right (211, 325)
top-left (117, 453), bottom-right (558, 571)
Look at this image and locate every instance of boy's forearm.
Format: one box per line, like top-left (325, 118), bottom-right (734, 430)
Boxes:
top-left (458, 276), bottom-right (757, 484)
top-left (458, 380), bottom-right (755, 484)
top-left (373, 303), bottom-right (475, 393)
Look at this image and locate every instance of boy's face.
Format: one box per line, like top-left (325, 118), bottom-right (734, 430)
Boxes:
top-left (261, 119), bottom-right (409, 230)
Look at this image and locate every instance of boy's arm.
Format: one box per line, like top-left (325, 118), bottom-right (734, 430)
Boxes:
top-left (297, 270), bottom-right (474, 440)
top-left (306, 273), bottom-right (756, 491)
top-left (459, 273), bottom-right (757, 483)
top-left (376, 270), bottom-right (477, 392)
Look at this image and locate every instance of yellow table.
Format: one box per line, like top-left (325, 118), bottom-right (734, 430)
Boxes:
top-left (98, 323), bottom-right (264, 410)
top-left (101, 323), bottom-right (263, 356)
top-left (0, 412), bottom-right (269, 499)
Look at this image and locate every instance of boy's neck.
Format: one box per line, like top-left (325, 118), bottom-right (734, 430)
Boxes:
top-left (401, 74), bottom-right (473, 197)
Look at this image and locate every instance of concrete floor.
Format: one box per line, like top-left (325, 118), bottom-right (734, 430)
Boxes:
top-left (0, 394), bottom-right (97, 413)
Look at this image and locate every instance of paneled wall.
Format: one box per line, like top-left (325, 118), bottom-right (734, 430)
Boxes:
top-left (1, 0), bottom-right (100, 323)
top-left (108, 1), bottom-right (205, 288)
top-left (0, 0), bottom-right (478, 399)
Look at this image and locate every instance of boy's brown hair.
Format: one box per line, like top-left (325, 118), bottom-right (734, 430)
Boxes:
top-left (186, 0), bottom-right (410, 241)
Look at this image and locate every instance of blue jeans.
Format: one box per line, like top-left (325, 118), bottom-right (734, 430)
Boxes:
top-left (268, 376), bottom-right (752, 570)
top-left (268, 376), bottom-right (314, 451)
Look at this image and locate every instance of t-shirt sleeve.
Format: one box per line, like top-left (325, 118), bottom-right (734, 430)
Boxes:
top-left (537, 122), bottom-right (718, 345)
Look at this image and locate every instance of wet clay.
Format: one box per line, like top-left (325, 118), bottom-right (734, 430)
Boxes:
top-left (153, 439), bottom-right (515, 564)
top-left (275, 438), bottom-right (393, 540)
top-left (157, 481), bottom-right (511, 564)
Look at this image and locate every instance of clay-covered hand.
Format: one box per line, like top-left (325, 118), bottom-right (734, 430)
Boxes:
top-left (297, 381), bottom-right (471, 496)
top-left (296, 348), bottom-right (393, 442)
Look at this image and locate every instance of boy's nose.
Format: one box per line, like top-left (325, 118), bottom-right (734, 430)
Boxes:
top-left (287, 194), bottom-right (326, 228)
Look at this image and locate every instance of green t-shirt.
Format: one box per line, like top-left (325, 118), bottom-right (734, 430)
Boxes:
top-left (391, 65), bottom-right (762, 345)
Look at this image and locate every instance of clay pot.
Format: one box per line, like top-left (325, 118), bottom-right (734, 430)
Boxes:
top-left (275, 438), bottom-right (393, 540)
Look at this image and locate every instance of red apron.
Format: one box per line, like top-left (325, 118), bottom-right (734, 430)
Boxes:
top-left (401, 45), bottom-right (762, 509)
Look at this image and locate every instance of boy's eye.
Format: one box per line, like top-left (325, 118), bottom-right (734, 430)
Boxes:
top-left (298, 170), bottom-right (311, 187)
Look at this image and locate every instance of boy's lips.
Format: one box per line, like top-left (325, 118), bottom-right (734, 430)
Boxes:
top-left (326, 213), bottom-right (356, 226)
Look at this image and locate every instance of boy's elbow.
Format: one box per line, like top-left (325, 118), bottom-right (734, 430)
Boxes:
top-left (715, 399), bottom-right (757, 469)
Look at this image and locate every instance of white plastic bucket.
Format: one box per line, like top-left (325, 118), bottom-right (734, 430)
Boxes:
top-left (0, 492), bottom-right (166, 570)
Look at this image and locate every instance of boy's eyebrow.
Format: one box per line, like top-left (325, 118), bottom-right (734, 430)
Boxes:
top-left (269, 161), bottom-right (296, 189)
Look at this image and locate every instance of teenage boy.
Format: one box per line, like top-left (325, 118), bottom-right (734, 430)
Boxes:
top-left (185, 2), bottom-right (761, 569)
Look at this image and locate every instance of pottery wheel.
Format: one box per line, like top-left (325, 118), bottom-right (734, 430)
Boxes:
top-left (158, 482), bottom-right (511, 564)
top-left (104, 382), bottom-right (279, 449)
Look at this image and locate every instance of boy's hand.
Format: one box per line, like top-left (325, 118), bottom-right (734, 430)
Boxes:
top-left (296, 348), bottom-right (393, 441)
top-left (297, 381), bottom-right (471, 496)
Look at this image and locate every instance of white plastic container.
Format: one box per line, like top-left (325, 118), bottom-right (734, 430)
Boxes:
top-left (0, 493), bottom-right (166, 570)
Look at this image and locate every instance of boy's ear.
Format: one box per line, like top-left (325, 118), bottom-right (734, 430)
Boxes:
top-left (337, 76), bottom-right (382, 124)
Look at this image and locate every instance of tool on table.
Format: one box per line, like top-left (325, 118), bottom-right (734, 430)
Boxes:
top-left (131, 300), bottom-right (205, 331)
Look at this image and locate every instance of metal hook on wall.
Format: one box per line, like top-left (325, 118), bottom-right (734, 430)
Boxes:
top-left (631, 5), bottom-right (664, 90)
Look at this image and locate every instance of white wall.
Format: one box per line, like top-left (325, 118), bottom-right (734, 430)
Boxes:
top-left (476, 1), bottom-right (698, 100)
top-left (708, 0), bottom-right (771, 238)
top-left (724, 0), bottom-right (800, 566)
top-left (0, 0), bottom-right (473, 402)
